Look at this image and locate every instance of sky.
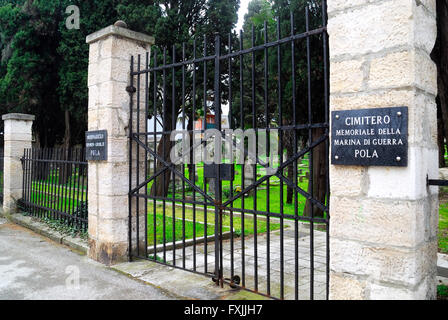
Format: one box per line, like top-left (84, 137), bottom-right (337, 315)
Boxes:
top-left (235, 0), bottom-right (251, 32)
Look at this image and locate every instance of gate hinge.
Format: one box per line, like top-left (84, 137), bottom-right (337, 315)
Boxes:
top-left (126, 86), bottom-right (136, 94)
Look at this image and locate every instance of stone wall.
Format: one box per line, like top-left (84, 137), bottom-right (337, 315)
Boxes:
top-left (2, 114), bottom-right (34, 214)
top-left (328, 0), bottom-right (439, 299)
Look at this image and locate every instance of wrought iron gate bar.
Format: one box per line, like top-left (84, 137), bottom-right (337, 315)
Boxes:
top-left (275, 172), bottom-right (328, 212)
top-left (131, 134), bottom-right (215, 202)
top-left (321, 0), bottom-right (330, 301)
top-left (221, 133), bottom-right (329, 207)
top-left (306, 7), bottom-right (315, 299)
top-left (130, 195), bottom-right (328, 223)
top-left (428, 179), bottom-right (448, 186)
top-left (136, 54), bottom-right (141, 258)
top-left (290, 12), bottom-right (300, 300)
top-left (130, 27), bottom-right (327, 76)
top-left (129, 2), bottom-right (329, 300)
top-left (228, 31), bottom-right (235, 283)
top-left (131, 122), bottom-right (329, 135)
top-left (131, 129), bottom-right (330, 204)
top-left (25, 158), bottom-right (87, 165)
top-left (144, 51), bottom-right (150, 259)
top-left (128, 135), bottom-right (215, 194)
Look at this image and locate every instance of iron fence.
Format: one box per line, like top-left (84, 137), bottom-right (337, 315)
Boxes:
top-left (19, 148), bottom-right (88, 232)
top-left (129, 2), bottom-right (329, 300)
top-left (0, 147), bottom-right (3, 203)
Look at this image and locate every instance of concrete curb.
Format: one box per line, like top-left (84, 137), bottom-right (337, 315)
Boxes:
top-left (438, 253), bottom-right (448, 278)
top-left (111, 259), bottom-right (272, 300)
top-left (4, 212), bottom-right (88, 254)
top-left (147, 230), bottom-right (233, 255)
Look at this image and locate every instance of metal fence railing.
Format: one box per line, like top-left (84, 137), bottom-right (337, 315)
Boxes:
top-left (0, 147), bottom-right (3, 204)
top-left (19, 148), bottom-right (88, 232)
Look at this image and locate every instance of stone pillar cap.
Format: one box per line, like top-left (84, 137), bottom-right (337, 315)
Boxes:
top-left (114, 20), bottom-right (128, 28)
top-left (2, 113), bottom-right (35, 121)
top-left (86, 25), bottom-right (155, 45)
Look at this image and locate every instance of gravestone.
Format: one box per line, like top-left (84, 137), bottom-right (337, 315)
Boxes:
top-left (243, 159), bottom-right (256, 196)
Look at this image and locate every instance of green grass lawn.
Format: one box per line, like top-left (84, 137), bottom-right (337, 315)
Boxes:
top-left (148, 158), bottom-right (325, 219)
top-left (22, 168), bottom-right (87, 214)
top-left (25, 185), bottom-right (86, 214)
top-left (166, 182), bottom-right (312, 216)
top-left (438, 284), bottom-right (448, 300)
top-left (147, 211), bottom-right (227, 245)
top-left (439, 191), bottom-right (448, 254)
top-left (147, 203), bottom-right (283, 243)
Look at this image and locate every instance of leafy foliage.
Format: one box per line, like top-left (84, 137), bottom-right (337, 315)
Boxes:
top-left (73, 201), bottom-right (88, 221)
top-left (232, 0), bottom-right (326, 130)
top-left (117, 0), bottom-right (239, 124)
top-left (0, 0), bottom-right (239, 147)
top-left (438, 284), bottom-right (448, 300)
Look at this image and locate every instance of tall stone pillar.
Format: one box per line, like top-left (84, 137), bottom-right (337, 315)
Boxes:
top-left (2, 113), bottom-right (34, 214)
top-left (328, 1), bottom-right (439, 299)
top-left (86, 22), bottom-right (154, 265)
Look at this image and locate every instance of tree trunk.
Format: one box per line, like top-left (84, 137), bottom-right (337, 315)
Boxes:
top-left (150, 116), bottom-right (173, 197)
top-left (31, 132), bottom-right (48, 181)
top-left (34, 132), bottom-right (40, 149)
top-left (438, 110), bottom-right (446, 167)
top-left (281, 119), bottom-right (295, 204)
top-left (286, 146), bottom-right (294, 204)
top-left (304, 127), bottom-right (327, 218)
top-left (187, 118), bottom-right (195, 183)
top-left (33, 148), bottom-right (50, 181)
top-left (63, 109), bottom-right (71, 150)
top-left (59, 110), bottom-right (72, 185)
top-left (432, 0), bottom-right (448, 167)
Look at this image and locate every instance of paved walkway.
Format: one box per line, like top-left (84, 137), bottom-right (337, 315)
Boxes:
top-left (0, 214), bottom-right (328, 300)
top-left (151, 219), bottom-right (329, 300)
top-left (0, 217), bottom-right (174, 300)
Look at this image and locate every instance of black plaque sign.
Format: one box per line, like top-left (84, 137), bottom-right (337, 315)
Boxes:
top-left (204, 164), bottom-right (235, 181)
top-left (85, 130), bottom-right (108, 161)
top-left (331, 106), bottom-right (408, 166)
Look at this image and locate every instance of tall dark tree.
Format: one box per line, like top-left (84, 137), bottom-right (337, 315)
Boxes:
top-left (432, 0), bottom-right (448, 168)
top-left (0, 0), bottom-right (121, 148)
top-left (0, 0), bottom-right (64, 147)
top-left (57, 0), bottom-right (121, 150)
top-left (0, 0), bottom-right (239, 196)
top-left (235, 0), bottom-right (327, 216)
top-left (118, 0), bottom-right (239, 197)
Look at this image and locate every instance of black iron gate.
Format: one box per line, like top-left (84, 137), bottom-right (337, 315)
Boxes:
top-left (129, 2), bottom-right (329, 300)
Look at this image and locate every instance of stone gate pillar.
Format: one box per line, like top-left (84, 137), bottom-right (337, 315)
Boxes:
top-left (86, 22), bottom-right (154, 265)
top-left (328, 1), bottom-right (439, 299)
top-left (2, 113), bottom-right (34, 214)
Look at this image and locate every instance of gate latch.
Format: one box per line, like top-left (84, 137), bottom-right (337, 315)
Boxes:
top-left (427, 176), bottom-right (448, 186)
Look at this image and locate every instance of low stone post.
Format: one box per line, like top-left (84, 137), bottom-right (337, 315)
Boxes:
top-left (2, 113), bottom-right (34, 214)
top-left (86, 22), bottom-right (154, 265)
top-left (328, 1), bottom-right (438, 299)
